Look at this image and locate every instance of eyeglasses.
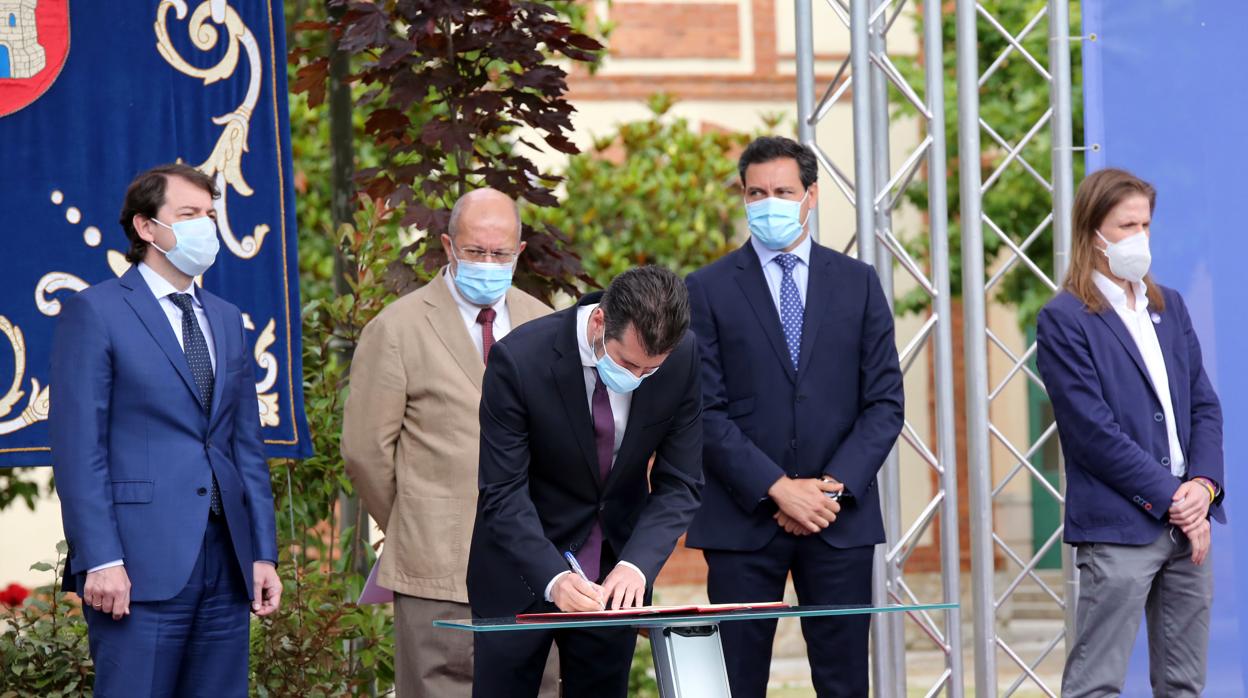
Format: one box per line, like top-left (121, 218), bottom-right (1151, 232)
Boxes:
top-left (453, 244), bottom-right (518, 264)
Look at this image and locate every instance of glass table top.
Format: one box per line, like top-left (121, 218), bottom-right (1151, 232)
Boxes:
top-left (433, 602), bottom-right (958, 632)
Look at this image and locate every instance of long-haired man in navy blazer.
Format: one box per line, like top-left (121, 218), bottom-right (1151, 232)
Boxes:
top-left (684, 136), bottom-right (905, 697)
top-left (467, 266), bottom-right (704, 697)
top-left (1037, 168), bottom-right (1224, 696)
top-left (50, 164), bottom-right (281, 696)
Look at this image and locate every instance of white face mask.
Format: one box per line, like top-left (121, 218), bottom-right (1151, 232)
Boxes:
top-left (1096, 230), bottom-right (1151, 283)
top-left (150, 216), bottom-right (220, 277)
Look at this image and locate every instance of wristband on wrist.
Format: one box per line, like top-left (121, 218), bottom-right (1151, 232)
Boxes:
top-left (1193, 478), bottom-right (1216, 504)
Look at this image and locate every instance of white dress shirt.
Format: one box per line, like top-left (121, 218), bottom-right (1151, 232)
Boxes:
top-left (1093, 271), bottom-right (1185, 476)
top-left (138, 262), bottom-right (217, 370)
top-left (89, 263), bottom-right (218, 574)
top-left (444, 267), bottom-right (513, 359)
top-left (751, 232), bottom-right (812, 311)
top-left (543, 303), bottom-right (646, 602)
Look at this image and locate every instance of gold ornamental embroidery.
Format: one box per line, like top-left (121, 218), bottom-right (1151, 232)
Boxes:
top-left (0, 316), bottom-right (50, 436)
top-left (155, 0), bottom-right (270, 260)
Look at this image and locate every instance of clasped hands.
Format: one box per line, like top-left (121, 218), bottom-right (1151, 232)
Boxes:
top-left (1170, 479), bottom-right (1214, 565)
top-left (552, 564), bottom-right (645, 613)
top-left (769, 475), bottom-right (843, 536)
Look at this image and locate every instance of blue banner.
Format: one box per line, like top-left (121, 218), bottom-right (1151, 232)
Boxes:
top-left (1084, 0), bottom-right (1245, 693)
top-left (0, 0), bottom-right (310, 464)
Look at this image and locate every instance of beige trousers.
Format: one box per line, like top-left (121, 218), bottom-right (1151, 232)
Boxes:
top-left (394, 594), bottom-right (560, 697)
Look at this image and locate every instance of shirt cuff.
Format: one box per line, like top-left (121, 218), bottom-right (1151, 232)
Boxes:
top-left (87, 560), bottom-right (124, 574)
top-left (616, 561), bottom-right (647, 588)
top-left (256, 560), bottom-right (277, 567)
top-left (544, 571), bottom-right (571, 602)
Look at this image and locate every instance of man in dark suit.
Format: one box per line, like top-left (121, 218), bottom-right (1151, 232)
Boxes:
top-left (50, 164), bottom-right (281, 696)
top-left (467, 265), bottom-right (704, 698)
top-left (684, 136), bottom-right (904, 697)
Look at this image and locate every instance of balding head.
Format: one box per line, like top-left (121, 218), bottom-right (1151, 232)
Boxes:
top-left (441, 188), bottom-right (527, 285)
top-left (448, 188), bottom-right (521, 243)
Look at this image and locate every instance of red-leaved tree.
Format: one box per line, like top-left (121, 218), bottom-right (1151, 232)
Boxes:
top-left (294, 0), bottom-right (604, 301)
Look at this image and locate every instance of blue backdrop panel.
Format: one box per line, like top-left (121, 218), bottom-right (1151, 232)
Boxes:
top-left (1084, 0), bottom-right (1245, 693)
top-left (0, 0), bottom-right (310, 464)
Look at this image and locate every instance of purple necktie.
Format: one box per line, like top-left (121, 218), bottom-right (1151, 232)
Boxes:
top-left (577, 371), bottom-right (615, 581)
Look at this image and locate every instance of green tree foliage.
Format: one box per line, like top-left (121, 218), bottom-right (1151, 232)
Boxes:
top-left (892, 0), bottom-right (1084, 329)
top-left (0, 469), bottom-right (43, 513)
top-left (534, 93), bottom-right (758, 287)
top-left (295, 0), bottom-right (607, 302)
top-left (0, 544), bottom-right (91, 697)
top-left (249, 198), bottom-right (401, 695)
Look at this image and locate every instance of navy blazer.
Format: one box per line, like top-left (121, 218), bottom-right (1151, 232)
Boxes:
top-left (684, 241), bottom-right (904, 551)
top-left (466, 294), bottom-right (704, 618)
top-left (1036, 286), bottom-right (1225, 546)
top-left (49, 266), bottom-right (278, 601)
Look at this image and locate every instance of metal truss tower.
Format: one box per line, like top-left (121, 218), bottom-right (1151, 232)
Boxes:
top-left (794, 1), bottom-right (1077, 695)
top-left (795, 0), bottom-right (963, 695)
top-left (956, 0), bottom-right (1076, 695)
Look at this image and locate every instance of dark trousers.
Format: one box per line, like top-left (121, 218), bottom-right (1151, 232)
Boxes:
top-left (86, 515), bottom-right (250, 697)
top-left (705, 534), bottom-right (874, 698)
top-left (472, 604), bottom-right (636, 698)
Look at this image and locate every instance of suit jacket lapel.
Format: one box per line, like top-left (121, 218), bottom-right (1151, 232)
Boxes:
top-left (796, 246), bottom-right (832, 380)
top-left (1095, 307), bottom-right (1158, 403)
top-left (424, 274), bottom-right (484, 391)
top-left (733, 245), bottom-right (796, 383)
top-left (201, 292), bottom-right (231, 423)
top-left (552, 305), bottom-right (602, 491)
top-left (506, 287), bottom-right (546, 326)
top-left (119, 267), bottom-right (202, 407)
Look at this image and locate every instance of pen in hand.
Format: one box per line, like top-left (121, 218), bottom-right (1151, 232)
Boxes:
top-left (563, 551), bottom-right (606, 611)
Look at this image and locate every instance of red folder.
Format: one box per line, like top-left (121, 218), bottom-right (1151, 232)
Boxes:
top-left (516, 601), bottom-right (788, 622)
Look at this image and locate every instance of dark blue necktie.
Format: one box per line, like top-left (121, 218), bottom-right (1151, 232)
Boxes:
top-left (170, 293), bottom-right (222, 517)
top-left (776, 254), bottom-right (804, 370)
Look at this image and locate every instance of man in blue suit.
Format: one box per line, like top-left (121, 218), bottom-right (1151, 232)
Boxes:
top-left (50, 164), bottom-right (282, 696)
top-left (685, 136), bottom-right (904, 697)
top-left (1037, 168), bottom-right (1224, 696)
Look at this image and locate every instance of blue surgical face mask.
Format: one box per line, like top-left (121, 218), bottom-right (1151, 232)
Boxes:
top-left (151, 216), bottom-right (220, 277)
top-left (594, 331), bottom-right (648, 394)
top-left (745, 191), bottom-right (811, 250)
top-left (451, 249), bottom-right (515, 306)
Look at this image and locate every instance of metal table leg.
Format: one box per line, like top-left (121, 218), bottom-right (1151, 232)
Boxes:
top-left (647, 622), bottom-right (733, 697)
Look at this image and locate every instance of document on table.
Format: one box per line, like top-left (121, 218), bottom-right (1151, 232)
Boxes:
top-left (516, 601), bottom-right (788, 621)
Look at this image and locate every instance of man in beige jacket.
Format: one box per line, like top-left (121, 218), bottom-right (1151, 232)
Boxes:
top-left (342, 188), bottom-right (553, 696)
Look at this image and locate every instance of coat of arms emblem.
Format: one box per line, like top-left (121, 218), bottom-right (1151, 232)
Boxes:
top-left (0, 0), bottom-right (68, 117)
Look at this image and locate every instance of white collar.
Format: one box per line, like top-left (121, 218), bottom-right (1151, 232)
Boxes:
top-left (1093, 270), bottom-right (1148, 313)
top-left (137, 262), bottom-right (199, 306)
top-left (576, 303), bottom-right (600, 369)
top-left (751, 230), bottom-right (813, 269)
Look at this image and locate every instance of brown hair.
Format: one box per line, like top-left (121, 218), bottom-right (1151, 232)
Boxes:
top-left (118, 163), bottom-right (219, 264)
top-left (601, 265), bottom-right (690, 356)
top-left (1064, 167), bottom-right (1165, 313)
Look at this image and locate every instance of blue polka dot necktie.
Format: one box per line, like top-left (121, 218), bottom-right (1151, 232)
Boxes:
top-left (776, 254), bottom-right (803, 370)
top-left (170, 293), bottom-right (222, 517)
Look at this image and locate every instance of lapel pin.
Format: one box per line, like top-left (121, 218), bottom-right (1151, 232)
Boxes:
top-left (1151, 313), bottom-right (1161, 325)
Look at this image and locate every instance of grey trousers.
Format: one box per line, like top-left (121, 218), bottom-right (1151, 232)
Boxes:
top-left (394, 594), bottom-right (560, 697)
top-left (1061, 526), bottom-right (1213, 698)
